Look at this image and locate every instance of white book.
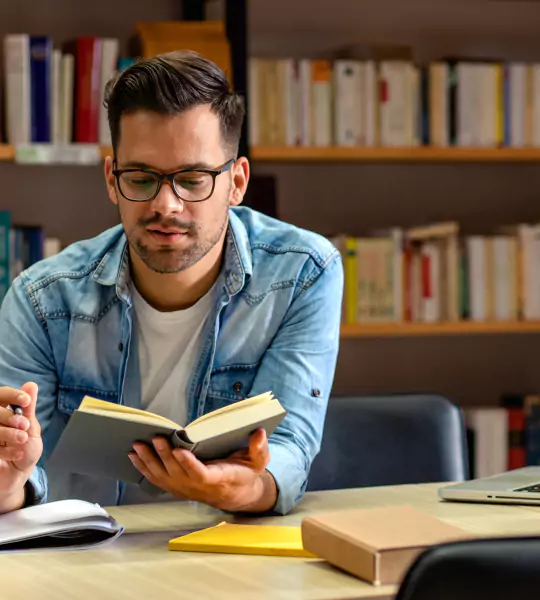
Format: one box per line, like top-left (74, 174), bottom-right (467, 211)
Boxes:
top-left (492, 236), bottom-right (512, 320)
top-left (380, 61), bottom-right (408, 147)
top-left (364, 61), bottom-right (377, 147)
top-left (60, 54), bottom-right (74, 144)
top-left (51, 49), bottom-right (62, 144)
top-left (457, 63), bottom-right (480, 147)
top-left (467, 408), bottom-right (508, 479)
top-left (334, 60), bottom-right (363, 146)
top-left (298, 59), bottom-right (311, 146)
top-left (311, 64), bottom-right (332, 146)
top-left (99, 38), bottom-right (120, 146)
top-left (4, 34), bottom-right (31, 145)
top-left (408, 65), bottom-right (421, 147)
top-left (467, 236), bottom-right (487, 321)
top-left (0, 499), bottom-right (123, 552)
top-left (481, 64), bottom-right (499, 148)
top-left (282, 59), bottom-right (299, 146)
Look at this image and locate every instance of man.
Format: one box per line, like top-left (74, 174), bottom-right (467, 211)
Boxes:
top-left (0, 50), bottom-right (343, 516)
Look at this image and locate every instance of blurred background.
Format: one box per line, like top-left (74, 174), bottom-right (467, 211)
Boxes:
top-left (0, 0), bottom-right (539, 480)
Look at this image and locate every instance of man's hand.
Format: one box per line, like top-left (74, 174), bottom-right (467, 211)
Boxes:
top-left (129, 428), bottom-right (278, 513)
top-left (0, 382), bottom-right (43, 514)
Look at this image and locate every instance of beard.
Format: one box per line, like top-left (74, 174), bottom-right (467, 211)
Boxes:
top-left (124, 209), bottom-right (229, 275)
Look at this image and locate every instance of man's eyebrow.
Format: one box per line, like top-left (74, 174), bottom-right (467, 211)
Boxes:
top-left (117, 161), bottom-right (216, 171)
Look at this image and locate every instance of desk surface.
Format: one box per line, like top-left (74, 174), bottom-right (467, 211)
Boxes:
top-left (3, 483), bottom-right (540, 600)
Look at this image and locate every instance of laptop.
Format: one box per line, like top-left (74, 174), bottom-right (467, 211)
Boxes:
top-left (439, 466), bottom-right (540, 505)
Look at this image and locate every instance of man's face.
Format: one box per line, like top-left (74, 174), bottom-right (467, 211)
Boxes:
top-left (105, 106), bottom-right (238, 274)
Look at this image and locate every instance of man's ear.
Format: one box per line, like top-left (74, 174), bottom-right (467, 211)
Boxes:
top-left (229, 157), bottom-right (250, 207)
top-left (104, 155), bottom-right (118, 206)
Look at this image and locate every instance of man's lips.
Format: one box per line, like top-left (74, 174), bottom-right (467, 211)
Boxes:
top-left (147, 229), bottom-right (188, 243)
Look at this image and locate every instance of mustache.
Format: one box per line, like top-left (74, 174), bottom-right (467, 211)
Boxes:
top-left (138, 216), bottom-right (196, 232)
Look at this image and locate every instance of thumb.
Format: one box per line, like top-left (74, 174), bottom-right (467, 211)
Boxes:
top-left (20, 382), bottom-right (40, 437)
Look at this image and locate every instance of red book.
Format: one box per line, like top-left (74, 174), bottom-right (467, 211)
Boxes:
top-left (75, 37), bottom-right (102, 143)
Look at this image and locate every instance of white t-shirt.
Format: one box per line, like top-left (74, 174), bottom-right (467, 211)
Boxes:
top-left (120, 282), bottom-right (213, 505)
top-left (130, 282), bottom-right (214, 427)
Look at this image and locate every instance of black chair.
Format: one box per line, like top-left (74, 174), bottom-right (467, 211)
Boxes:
top-left (306, 394), bottom-right (468, 491)
top-left (396, 536), bottom-right (540, 600)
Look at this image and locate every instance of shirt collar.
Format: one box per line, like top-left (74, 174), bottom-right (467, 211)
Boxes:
top-left (91, 209), bottom-right (253, 300)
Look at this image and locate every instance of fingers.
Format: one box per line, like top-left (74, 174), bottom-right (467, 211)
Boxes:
top-left (173, 449), bottom-right (211, 483)
top-left (151, 438), bottom-right (185, 479)
top-left (0, 386), bottom-right (32, 411)
top-left (0, 407), bottom-right (29, 431)
top-left (20, 383), bottom-right (40, 438)
top-left (247, 429), bottom-right (270, 470)
top-left (0, 427), bottom-right (28, 446)
top-left (0, 445), bottom-right (24, 462)
top-left (131, 442), bottom-right (169, 482)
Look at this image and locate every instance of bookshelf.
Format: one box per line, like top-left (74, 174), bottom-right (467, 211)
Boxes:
top-left (2, 145), bottom-right (540, 164)
top-left (340, 321), bottom-right (540, 338)
top-left (252, 146), bottom-right (540, 163)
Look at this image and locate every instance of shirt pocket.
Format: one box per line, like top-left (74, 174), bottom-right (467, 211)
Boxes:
top-left (57, 386), bottom-right (119, 417)
top-left (206, 363), bottom-right (260, 412)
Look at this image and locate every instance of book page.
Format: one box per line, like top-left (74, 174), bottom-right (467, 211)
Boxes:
top-left (188, 391), bottom-right (274, 428)
top-left (80, 397), bottom-right (182, 429)
top-left (186, 397), bottom-right (284, 442)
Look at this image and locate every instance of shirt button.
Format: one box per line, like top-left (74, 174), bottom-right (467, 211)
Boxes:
top-left (312, 389), bottom-right (321, 397)
top-left (233, 381), bottom-right (243, 393)
top-left (118, 342), bottom-right (124, 352)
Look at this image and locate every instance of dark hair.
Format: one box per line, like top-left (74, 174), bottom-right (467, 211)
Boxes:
top-left (104, 50), bottom-right (245, 156)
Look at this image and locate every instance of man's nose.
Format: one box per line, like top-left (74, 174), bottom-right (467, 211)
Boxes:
top-left (151, 180), bottom-right (184, 214)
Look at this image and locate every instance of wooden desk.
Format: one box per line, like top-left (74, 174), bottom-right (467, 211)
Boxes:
top-left (3, 483), bottom-right (540, 600)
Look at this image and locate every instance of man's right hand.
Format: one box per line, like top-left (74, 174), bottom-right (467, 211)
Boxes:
top-left (0, 382), bottom-right (42, 513)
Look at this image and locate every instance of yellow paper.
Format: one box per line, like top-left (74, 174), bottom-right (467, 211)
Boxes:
top-left (168, 522), bottom-right (316, 558)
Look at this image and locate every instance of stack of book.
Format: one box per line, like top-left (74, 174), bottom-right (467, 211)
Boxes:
top-left (3, 34), bottom-right (136, 147)
top-left (249, 57), bottom-right (540, 148)
top-left (331, 220), bottom-right (540, 324)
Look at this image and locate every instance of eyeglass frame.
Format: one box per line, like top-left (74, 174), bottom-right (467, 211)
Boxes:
top-left (111, 158), bottom-right (236, 203)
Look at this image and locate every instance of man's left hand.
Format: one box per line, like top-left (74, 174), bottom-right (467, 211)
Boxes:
top-left (128, 428), bottom-right (277, 513)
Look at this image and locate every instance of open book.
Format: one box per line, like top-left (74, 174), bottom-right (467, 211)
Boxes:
top-left (0, 499), bottom-right (123, 552)
top-left (49, 392), bottom-right (286, 488)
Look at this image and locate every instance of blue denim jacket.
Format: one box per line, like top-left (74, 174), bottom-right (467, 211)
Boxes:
top-left (0, 207), bottom-right (343, 514)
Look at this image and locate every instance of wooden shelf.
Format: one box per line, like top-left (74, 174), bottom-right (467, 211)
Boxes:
top-left (340, 321), bottom-right (540, 338)
top-left (251, 146), bottom-right (540, 163)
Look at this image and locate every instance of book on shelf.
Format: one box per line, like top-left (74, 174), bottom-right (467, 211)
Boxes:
top-left (330, 218), bottom-right (540, 326)
top-left (49, 392), bottom-right (286, 490)
top-left (0, 499), bottom-right (123, 552)
top-left (467, 394), bottom-right (540, 480)
top-left (3, 33), bottom-right (122, 146)
top-left (249, 56), bottom-right (540, 149)
top-left (0, 210), bottom-right (62, 305)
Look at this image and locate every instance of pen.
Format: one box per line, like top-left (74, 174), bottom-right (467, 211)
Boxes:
top-left (8, 405), bottom-right (24, 416)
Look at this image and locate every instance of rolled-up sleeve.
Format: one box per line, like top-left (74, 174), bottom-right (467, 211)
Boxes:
top-left (250, 252), bottom-right (343, 514)
top-left (0, 275), bottom-right (59, 506)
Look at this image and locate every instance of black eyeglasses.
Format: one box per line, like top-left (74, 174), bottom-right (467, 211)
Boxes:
top-left (112, 158), bottom-right (236, 203)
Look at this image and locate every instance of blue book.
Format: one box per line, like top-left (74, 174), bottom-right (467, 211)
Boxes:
top-left (30, 36), bottom-right (52, 143)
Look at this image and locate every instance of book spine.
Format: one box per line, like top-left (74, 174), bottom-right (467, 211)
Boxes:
top-left (4, 34), bottom-right (31, 144)
top-left (75, 37), bottom-right (102, 143)
top-left (30, 35), bottom-right (52, 143)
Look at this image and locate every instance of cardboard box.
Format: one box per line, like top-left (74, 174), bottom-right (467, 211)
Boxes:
top-left (301, 505), bottom-right (471, 585)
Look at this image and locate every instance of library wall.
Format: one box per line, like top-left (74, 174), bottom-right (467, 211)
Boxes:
top-left (249, 0), bottom-right (540, 405)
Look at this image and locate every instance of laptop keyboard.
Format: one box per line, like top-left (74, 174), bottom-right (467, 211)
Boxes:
top-left (513, 483), bottom-right (540, 493)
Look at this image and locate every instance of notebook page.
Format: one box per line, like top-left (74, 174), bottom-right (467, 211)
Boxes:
top-left (0, 499), bottom-right (110, 542)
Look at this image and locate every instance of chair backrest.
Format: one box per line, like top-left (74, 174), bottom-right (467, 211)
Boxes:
top-left (396, 537), bottom-right (540, 600)
top-left (306, 394), bottom-right (468, 491)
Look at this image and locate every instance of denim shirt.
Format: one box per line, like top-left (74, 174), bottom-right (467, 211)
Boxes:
top-left (0, 207), bottom-right (343, 515)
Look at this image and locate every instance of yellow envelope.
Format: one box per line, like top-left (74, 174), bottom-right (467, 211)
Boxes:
top-left (169, 522), bottom-right (316, 558)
